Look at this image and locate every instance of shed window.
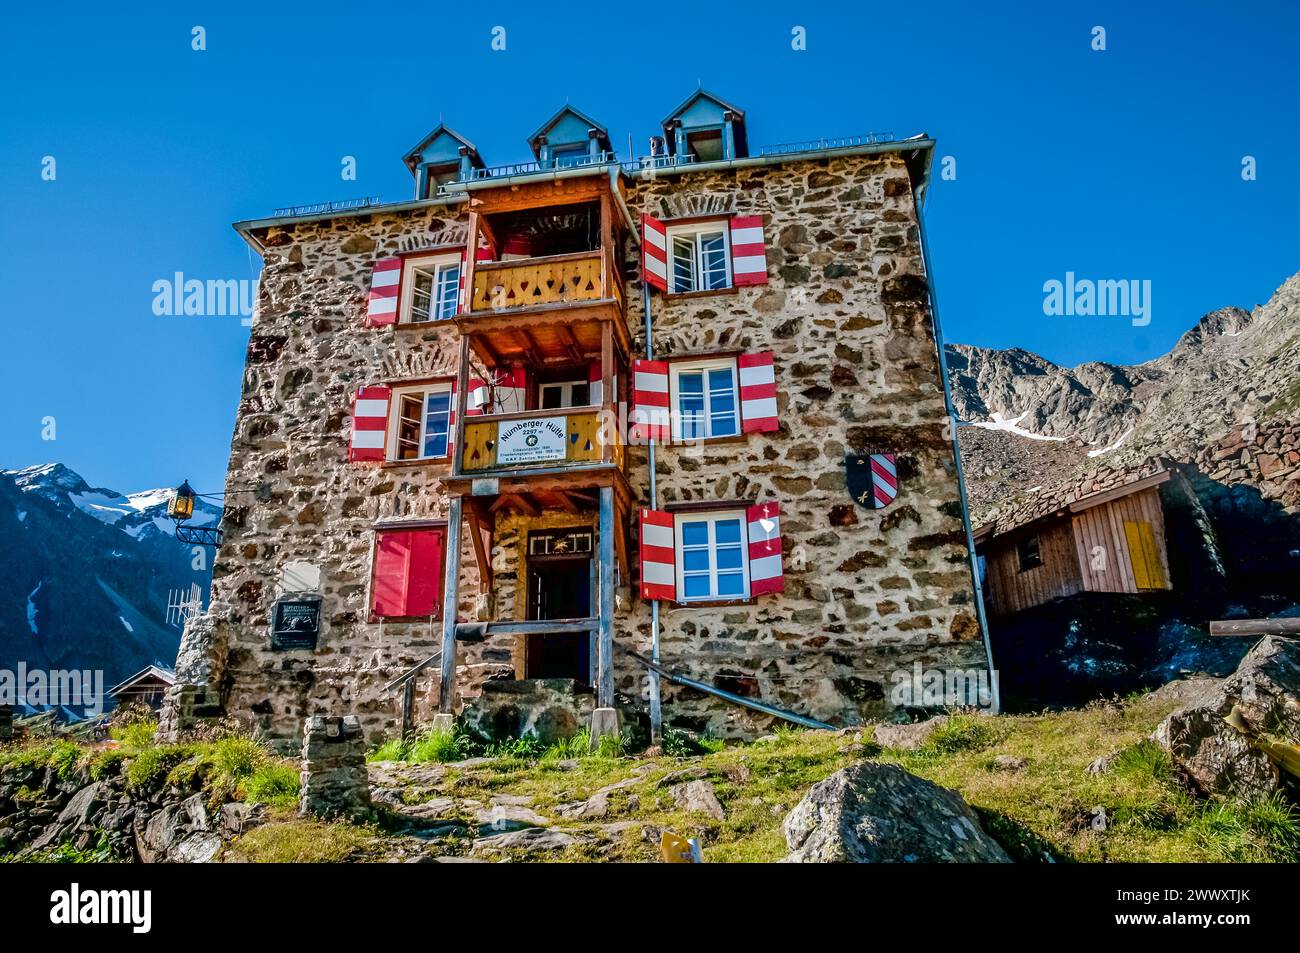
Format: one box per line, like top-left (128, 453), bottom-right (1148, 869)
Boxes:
top-left (1016, 534), bottom-right (1043, 572)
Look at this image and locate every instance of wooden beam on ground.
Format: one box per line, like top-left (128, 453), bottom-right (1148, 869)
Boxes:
top-left (1209, 618), bottom-right (1300, 637)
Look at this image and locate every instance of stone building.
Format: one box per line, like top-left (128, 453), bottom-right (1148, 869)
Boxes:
top-left (189, 92), bottom-right (994, 748)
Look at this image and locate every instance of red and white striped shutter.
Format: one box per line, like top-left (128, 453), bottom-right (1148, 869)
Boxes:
top-left (365, 258), bottom-right (402, 326)
top-left (465, 376), bottom-right (488, 416)
top-left (639, 508), bottom-right (677, 601)
top-left (498, 367), bottom-right (528, 414)
top-left (349, 385), bottom-right (391, 462)
top-left (588, 360), bottom-right (604, 405)
top-left (747, 502), bottom-right (784, 595)
top-left (738, 351), bottom-right (779, 432)
top-left (632, 359), bottom-right (670, 442)
top-left (729, 216), bottom-right (768, 287)
top-left (641, 214), bottom-right (668, 292)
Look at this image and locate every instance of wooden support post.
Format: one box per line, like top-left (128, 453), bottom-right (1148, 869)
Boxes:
top-left (438, 494), bottom-right (464, 715)
top-left (401, 680), bottom-right (415, 740)
top-left (597, 484), bottom-right (616, 710)
top-left (601, 321), bottom-right (614, 464)
top-left (463, 210), bottom-right (482, 313)
top-left (452, 335), bottom-right (470, 477)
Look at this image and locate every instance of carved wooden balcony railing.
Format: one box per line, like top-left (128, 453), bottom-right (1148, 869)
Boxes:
top-left (470, 250), bottom-right (619, 313)
top-left (460, 406), bottom-right (624, 475)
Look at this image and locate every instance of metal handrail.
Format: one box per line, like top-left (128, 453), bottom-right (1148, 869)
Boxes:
top-left (271, 195), bottom-right (383, 218)
top-left (383, 650), bottom-right (441, 694)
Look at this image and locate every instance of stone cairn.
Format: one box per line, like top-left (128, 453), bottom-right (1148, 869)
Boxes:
top-left (299, 715), bottom-right (372, 820)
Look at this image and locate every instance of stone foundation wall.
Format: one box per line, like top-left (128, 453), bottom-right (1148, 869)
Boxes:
top-left (205, 152), bottom-right (988, 746)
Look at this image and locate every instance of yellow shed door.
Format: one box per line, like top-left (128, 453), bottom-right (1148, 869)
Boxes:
top-left (1124, 520), bottom-right (1167, 590)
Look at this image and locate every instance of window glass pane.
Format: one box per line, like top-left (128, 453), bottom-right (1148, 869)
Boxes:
top-left (677, 371), bottom-right (704, 439)
top-left (683, 575), bottom-right (712, 599)
top-left (681, 520), bottom-right (709, 547)
top-left (717, 572), bottom-right (748, 595)
top-left (682, 548), bottom-right (711, 572)
top-left (410, 270), bottom-right (434, 322)
top-left (397, 395), bottom-right (422, 459)
top-left (671, 235), bottom-right (696, 292)
top-left (714, 518), bottom-right (742, 545)
top-left (540, 385), bottom-right (562, 410)
top-left (571, 382), bottom-right (590, 406)
top-left (699, 232), bottom-right (728, 290)
top-left (716, 572), bottom-right (745, 597)
top-left (434, 264), bottom-right (460, 318)
top-left (423, 391), bottom-right (451, 457)
top-left (707, 367), bottom-right (738, 436)
top-left (715, 545), bottom-right (743, 571)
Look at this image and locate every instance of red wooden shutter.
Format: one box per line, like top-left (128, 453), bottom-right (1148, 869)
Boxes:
top-left (372, 528), bottom-right (445, 617)
top-left (747, 502), bottom-right (784, 595)
top-left (639, 508), bottom-right (676, 600)
top-left (632, 359), bottom-right (670, 442)
top-left (365, 258), bottom-right (402, 326)
top-left (372, 530), bottom-right (411, 617)
top-left (641, 214), bottom-right (668, 292)
top-left (348, 386), bottom-right (390, 462)
top-left (729, 216), bottom-right (768, 286)
top-left (738, 351), bottom-right (779, 432)
top-left (404, 529), bottom-right (445, 616)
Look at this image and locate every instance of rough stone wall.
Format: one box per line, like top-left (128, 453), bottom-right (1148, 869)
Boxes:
top-left (616, 154), bottom-right (986, 734)
top-left (207, 204), bottom-right (491, 749)
top-left (299, 715), bottom-right (372, 819)
top-left (206, 152), bottom-right (988, 747)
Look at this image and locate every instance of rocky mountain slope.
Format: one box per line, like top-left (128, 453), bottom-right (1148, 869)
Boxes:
top-left (0, 464), bottom-right (219, 692)
top-left (948, 270), bottom-right (1300, 520)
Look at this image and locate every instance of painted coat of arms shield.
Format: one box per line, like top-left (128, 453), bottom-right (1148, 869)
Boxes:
top-left (846, 453), bottom-right (899, 509)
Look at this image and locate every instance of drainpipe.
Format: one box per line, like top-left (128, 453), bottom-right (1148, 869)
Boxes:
top-left (914, 186), bottom-right (1001, 715)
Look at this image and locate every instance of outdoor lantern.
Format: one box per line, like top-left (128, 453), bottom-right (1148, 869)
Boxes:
top-left (167, 480), bottom-right (196, 523)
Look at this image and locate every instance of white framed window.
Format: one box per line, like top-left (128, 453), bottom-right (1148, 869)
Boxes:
top-left (402, 255), bottom-right (461, 323)
top-left (675, 510), bottom-right (750, 602)
top-left (539, 380), bottom-right (591, 410)
top-left (389, 384), bottom-right (453, 460)
top-left (670, 359), bottom-right (740, 440)
top-left (667, 222), bottom-right (731, 293)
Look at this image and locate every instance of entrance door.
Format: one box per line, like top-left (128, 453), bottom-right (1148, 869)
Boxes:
top-left (526, 555), bottom-right (593, 683)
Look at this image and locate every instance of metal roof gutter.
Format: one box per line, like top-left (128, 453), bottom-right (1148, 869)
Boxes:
top-left (231, 193), bottom-right (467, 254)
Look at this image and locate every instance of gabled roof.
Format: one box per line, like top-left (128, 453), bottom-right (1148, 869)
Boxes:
top-left (660, 87), bottom-right (745, 127)
top-left (527, 104), bottom-right (611, 157)
top-left (974, 461), bottom-right (1172, 541)
top-left (659, 88), bottom-right (748, 157)
top-left (402, 123), bottom-right (483, 173)
top-left (108, 664), bottom-right (176, 697)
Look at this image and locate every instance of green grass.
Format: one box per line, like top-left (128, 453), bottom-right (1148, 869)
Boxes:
top-left (226, 816), bottom-right (374, 863)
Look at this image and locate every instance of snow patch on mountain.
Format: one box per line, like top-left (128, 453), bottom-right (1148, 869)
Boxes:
top-left (968, 410), bottom-right (1068, 442)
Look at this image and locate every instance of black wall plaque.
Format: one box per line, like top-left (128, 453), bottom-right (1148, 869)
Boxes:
top-left (270, 596), bottom-right (321, 650)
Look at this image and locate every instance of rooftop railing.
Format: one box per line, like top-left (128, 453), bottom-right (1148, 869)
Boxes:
top-left (270, 195), bottom-right (383, 217)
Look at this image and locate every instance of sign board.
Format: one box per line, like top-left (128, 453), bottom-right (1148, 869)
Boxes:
top-left (497, 416), bottom-right (567, 465)
top-left (270, 596), bottom-right (321, 650)
top-left (659, 831), bottom-right (703, 863)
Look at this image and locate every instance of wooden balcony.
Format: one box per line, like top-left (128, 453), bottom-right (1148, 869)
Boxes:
top-left (470, 250), bottom-right (620, 313)
top-left (459, 406), bottom-right (624, 476)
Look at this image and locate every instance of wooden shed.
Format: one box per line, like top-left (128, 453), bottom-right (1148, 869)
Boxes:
top-left (975, 469), bottom-right (1172, 617)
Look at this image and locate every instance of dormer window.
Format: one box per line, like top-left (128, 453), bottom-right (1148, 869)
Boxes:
top-left (402, 254), bottom-right (461, 323)
top-left (550, 142), bottom-right (588, 167)
top-left (667, 222), bottom-right (731, 293)
top-left (685, 129), bottom-right (724, 162)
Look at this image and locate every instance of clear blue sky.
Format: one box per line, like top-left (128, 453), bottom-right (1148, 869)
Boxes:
top-left (2, 1), bottom-right (1296, 495)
